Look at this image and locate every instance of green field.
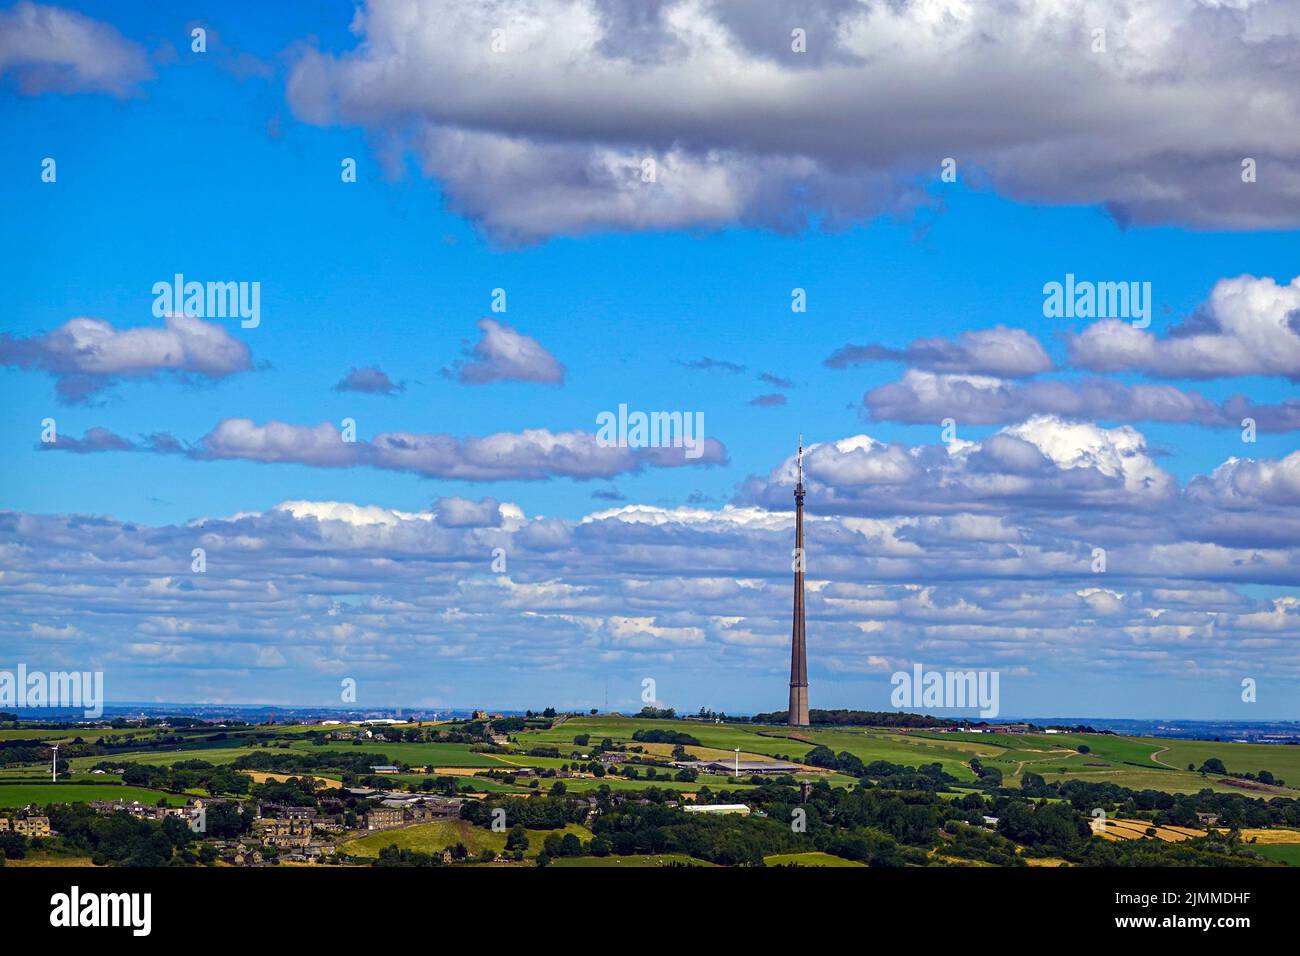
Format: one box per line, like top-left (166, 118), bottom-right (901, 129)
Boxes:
top-left (64, 738), bottom-right (518, 771)
top-left (765, 851), bottom-right (865, 867)
top-left (0, 783), bottom-right (188, 808)
top-left (1249, 844), bottom-right (1300, 866)
top-left (0, 765), bottom-right (117, 784)
top-left (68, 745), bottom-right (257, 770)
top-left (526, 716), bottom-right (987, 779)
top-left (0, 726), bottom-right (173, 743)
top-left (550, 853), bottom-right (717, 867)
top-left (1148, 739), bottom-right (1300, 784)
top-left (338, 820), bottom-right (591, 860)
top-left (524, 718), bottom-right (1107, 787)
top-left (871, 729), bottom-right (1300, 796)
top-left (283, 740), bottom-right (507, 768)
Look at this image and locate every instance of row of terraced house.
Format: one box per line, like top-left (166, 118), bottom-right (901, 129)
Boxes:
top-left (0, 812), bottom-right (51, 837)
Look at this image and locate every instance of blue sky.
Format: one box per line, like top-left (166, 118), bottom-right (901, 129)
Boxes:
top-left (2, 0), bottom-right (1299, 718)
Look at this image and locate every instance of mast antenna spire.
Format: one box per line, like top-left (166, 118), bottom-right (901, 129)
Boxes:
top-left (788, 432), bottom-right (809, 726)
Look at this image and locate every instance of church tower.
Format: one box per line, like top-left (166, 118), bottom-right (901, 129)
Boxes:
top-left (788, 437), bottom-right (810, 727)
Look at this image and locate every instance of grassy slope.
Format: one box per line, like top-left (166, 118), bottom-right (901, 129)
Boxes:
top-left (283, 740), bottom-right (505, 767)
top-left (4, 853), bottom-right (99, 867)
top-left (765, 851), bottom-right (866, 867)
top-left (526, 717), bottom-right (985, 780)
top-left (550, 853), bottom-right (717, 867)
top-left (1250, 844), bottom-right (1300, 865)
top-left (69, 746), bottom-right (256, 769)
top-left (1148, 738), bottom-right (1300, 783)
top-left (905, 729), bottom-right (1300, 796)
top-left (339, 820), bottom-right (591, 859)
top-left (0, 783), bottom-right (188, 808)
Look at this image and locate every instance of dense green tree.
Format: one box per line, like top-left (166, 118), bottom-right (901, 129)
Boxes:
top-left (505, 824), bottom-right (529, 852)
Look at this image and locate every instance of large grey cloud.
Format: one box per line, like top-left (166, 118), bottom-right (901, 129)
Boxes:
top-left (835, 274), bottom-right (1300, 426)
top-left (1068, 274), bottom-right (1300, 380)
top-left (862, 370), bottom-right (1300, 432)
top-left (284, 0), bottom-right (1300, 242)
top-left (737, 421), bottom-right (1300, 559)
top-left (737, 416), bottom-right (1178, 515)
top-left (1187, 451), bottom-right (1300, 509)
top-left (0, 2), bottom-right (153, 97)
top-left (0, 315), bottom-right (252, 403)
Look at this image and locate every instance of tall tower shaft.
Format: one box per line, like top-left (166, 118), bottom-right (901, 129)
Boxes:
top-left (789, 438), bottom-right (810, 727)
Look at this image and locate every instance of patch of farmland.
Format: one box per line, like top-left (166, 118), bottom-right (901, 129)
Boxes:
top-left (339, 820), bottom-right (590, 859)
top-left (765, 851), bottom-right (864, 867)
top-left (243, 771), bottom-right (342, 788)
top-left (285, 740), bottom-right (504, 768)
top-left (1233, 827), bottom-right (1300, 845)
top-left (1095, 819), bottom-right (1202, 842)
top-left (69, 746), bottom-right (256, 769)
top-left (1248, 844), bottom-right (1300, 866)
top-left (0, 782), bottom-right (189, 808)
top-left (1145, 738), bottom-right (1300, 789)
top-left (549, 853), bottom-right (717, 867)
top-left (1040, 766), bottom-right (1293, 795)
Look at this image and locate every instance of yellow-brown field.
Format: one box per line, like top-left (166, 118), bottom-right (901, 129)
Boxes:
top-left (1096, 820), bottom-right (1300, 844)
top-left (244, 771), bottom-right (343, 789)
top-left (1095, 819), bottom-right (1202, 842)
top-left (5, 854), bottom-right (97, 867)
top-left (1229, 827), bottom-right (1300, 845)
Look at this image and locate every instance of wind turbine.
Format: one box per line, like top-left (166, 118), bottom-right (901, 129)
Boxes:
top-left (51, 744), bottom-right (59, 783)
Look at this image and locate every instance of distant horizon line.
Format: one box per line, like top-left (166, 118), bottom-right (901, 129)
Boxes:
top-left (9, 702), bottom-right (1299, 726)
